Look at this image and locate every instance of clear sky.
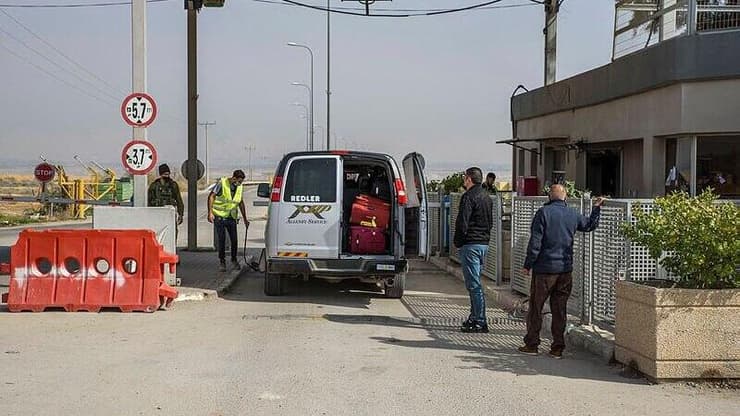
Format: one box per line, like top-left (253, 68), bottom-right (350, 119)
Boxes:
top-left (0, 0), bottom-right (615, 174)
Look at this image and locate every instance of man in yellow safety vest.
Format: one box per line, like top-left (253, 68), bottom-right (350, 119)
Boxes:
top-left (207, 169), bottom-right (249, 272)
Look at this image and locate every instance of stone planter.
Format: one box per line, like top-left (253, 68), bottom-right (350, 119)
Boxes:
top-left (615, 280), bottom-right (740, 381)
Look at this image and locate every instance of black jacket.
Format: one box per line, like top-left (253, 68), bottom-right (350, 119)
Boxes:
top-left (524, 199), bottom-right (601, 274)
top-left (453, 184), bottom-right (493, 248)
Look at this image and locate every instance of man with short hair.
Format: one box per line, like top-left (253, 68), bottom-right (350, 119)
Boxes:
top-left (482, 172), bottom-right (497, 195)
top-left (208, 170), bottom-right (249, 272)
top-left (518, 184), bottom-right (604, 358)
top-left (454, 167), bottom-right (494, 333)
top-left (147, 163), bottom-right (184, 231)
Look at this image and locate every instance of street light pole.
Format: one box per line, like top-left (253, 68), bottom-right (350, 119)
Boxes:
top-left (314, 125), bottom-right (324, 145)
top-left (291, 82), bottom-right (312, 148)
top-left (326, 0), bottom-right (331, 150)
top-left (244, 144), bottom-right (256, 181)
top-left (287, 42), bottom-right (314, 150)
top-left (292, 103), bottom-right (309, 150)
top-left (199, 121), bottom-right (216, 186)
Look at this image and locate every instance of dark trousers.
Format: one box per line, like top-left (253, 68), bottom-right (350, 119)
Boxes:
top-left (214, 216), bottom-right (238, 262)
top-left (524, 272), bottom-right (573, 351)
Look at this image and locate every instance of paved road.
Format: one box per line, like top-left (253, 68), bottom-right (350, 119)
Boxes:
top-left (1, 262), bottom-right (737, 415)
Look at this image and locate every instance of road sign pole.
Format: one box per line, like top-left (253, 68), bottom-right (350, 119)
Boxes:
top-left (132, 0), bottom-right (147, 207)
top-left (187, 7), bottom-right (199, 250)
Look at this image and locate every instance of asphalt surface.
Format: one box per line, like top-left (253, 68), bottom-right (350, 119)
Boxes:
top-left (1, 261), bottom-right (737, 415)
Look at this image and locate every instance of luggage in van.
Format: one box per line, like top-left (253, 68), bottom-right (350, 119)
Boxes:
top-left (349, 225), bottom-right (386, 254)
top-left (350, 194), bottom-right (391, 229)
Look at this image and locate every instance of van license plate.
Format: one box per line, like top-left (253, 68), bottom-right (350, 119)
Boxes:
top-left (377, 264), bottom-right (395, 271)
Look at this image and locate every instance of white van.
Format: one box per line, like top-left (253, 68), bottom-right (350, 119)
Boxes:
top-left (256, 151), bottom-right (429, 298)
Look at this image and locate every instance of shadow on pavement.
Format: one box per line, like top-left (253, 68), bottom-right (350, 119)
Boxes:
top-left (322, 269), bottom-right (644, 385)
top-left (223, 271), bottom-right (386, 309)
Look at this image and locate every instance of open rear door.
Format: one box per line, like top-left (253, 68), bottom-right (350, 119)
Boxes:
top-left (275, 155), bottom-right (342, 259)
top-left (402, 153), bottom-right (429, 260)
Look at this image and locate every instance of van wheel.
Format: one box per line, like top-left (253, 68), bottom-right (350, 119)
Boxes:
top-left (264, 272), bottom-right (285, 296)
top-left (384, 273), bottom-right (406, 299)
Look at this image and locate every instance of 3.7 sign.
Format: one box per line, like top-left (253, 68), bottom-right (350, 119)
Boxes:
top-left (121, 140), bottom-right (158, 175)
top-left (121, 92), bottom-right (158, 127)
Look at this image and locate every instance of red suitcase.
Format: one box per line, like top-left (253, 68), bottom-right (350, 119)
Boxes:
top-left (349, 226), bottom-right (386, 254)
top-left (350, 194), bottom-right (391, 229)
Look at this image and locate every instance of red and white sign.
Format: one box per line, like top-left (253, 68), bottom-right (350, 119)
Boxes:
top-left (121, 92), bottom-right (157, 127)
top-left (34, 163), bottom-right (55, 183)
top-left (121, 140), bottom-right (158, 175)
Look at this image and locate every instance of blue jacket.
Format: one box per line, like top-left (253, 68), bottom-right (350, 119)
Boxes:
top-left (524, 200), bottom-right (601, 274)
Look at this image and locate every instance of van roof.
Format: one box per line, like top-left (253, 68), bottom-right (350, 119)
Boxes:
top-left (274, 150), bottom-right (396, 177)
top-left (282, 150), bottom-right (391, 159)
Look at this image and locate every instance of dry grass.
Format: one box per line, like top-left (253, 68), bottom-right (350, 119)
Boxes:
top-left (0, 174), bottom-right (52, 225)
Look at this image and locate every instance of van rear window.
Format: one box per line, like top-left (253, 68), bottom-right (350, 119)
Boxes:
top-left (283, 158), bottom-right (337, 203)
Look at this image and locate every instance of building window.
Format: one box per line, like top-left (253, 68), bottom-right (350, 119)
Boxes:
top-left (665, 137), bottom-right (694, 195)
top-left (697, 136), bottom-right (740, 198)
top-left (518, 149), bottom-right (525, 177)
top-left (283, 158), bottom-right (337, 203)
top-left (530, 152), bottom-right (538, 177)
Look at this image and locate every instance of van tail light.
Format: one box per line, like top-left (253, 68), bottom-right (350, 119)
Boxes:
top-left (271, 176), bottom-right (283, 202)
top-left (394, 178), bottom-right (408, 205)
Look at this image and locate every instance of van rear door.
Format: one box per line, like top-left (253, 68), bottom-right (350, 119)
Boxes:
top-left (402, 152), bottom-right (429, 260)
top-left (276, 155), bottom-right (342, 259)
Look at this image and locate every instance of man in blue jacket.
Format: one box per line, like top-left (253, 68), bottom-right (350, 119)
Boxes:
top-left (454, 167), bottom-right (493, 333)
top-left (518, 184), bottom-right (604, 358)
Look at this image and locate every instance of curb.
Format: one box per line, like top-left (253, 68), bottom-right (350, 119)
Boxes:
top-left (427, 256), bottom-right (615, 362)
top-left (173, 268), bottom-right (246, 303)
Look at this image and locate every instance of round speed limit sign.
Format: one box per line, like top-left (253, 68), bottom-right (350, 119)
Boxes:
top-left (121, 140), bottom-right (158, 175)
top-left (121, 92), bottom-right (157, 127)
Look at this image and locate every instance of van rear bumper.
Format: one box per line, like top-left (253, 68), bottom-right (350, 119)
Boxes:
top-left (268, 258), bottom-right (408, 277)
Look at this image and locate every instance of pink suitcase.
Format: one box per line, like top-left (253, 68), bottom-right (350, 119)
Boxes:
top-left (349, 226), bottom-right (386, 254)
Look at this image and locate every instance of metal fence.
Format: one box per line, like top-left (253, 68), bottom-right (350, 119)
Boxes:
top-left (448, 193), bottom-right (462, 263)
top-left (428, 193), bottom-right (441, 255)
top-left (613, 0), bottom-right (740, 60)
top-left (510, 197), bottom-right (688, 329)
top-left (430, 192), bottom-right (738, 330)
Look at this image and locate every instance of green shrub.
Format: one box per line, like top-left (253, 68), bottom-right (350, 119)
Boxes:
top-left (441, 172), bottom-right (464, 194)
top-left (622, 190), bottom-right (740, 289)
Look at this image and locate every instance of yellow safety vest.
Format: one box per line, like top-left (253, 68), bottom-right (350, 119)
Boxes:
top-left (212, 177), bottom-right (243, 219)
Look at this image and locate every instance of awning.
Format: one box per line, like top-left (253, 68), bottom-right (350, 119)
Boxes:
top-left (496, 137), bottom-right (576, 155)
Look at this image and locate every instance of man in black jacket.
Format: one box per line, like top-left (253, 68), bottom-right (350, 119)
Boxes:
top-left (518, 184), bottom-right (604, 358)
top-left (454, 167), bottom-right (494, 333)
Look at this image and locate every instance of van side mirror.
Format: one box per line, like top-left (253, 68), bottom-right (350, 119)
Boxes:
top-left (257, 183), bottom-right (271, 198)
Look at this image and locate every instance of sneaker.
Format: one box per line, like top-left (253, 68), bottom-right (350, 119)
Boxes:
top-left (518, 345), bottom-right (539, 355)
top-left (218, 260), bottom-right (227, 272)
top-left (460, 321), bottom-right (489, 333)
top-left (548, 349), bottom-right (563, 359)
top-left (230, 260), bottom-right (241, 271)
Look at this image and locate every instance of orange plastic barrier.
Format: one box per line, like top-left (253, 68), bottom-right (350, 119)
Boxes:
top-left (1, 229), bottom-right (178, 313)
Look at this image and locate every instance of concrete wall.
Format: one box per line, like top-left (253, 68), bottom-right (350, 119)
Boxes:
top-left (615, 281), bottom-right (740, 380)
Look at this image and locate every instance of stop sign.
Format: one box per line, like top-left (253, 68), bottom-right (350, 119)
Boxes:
top-left (34, 163), bottom-right (56, 183)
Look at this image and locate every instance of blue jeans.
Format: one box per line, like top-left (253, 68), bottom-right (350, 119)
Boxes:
top-left (460, 244), bottom-right (488, 325)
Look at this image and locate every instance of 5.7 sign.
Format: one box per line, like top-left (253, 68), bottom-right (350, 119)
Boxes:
top-left (121, 92), bottom-right (158, 127)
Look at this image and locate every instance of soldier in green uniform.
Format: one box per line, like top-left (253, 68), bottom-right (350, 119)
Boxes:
top-left (147, 164), bottom-right (184, 234)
